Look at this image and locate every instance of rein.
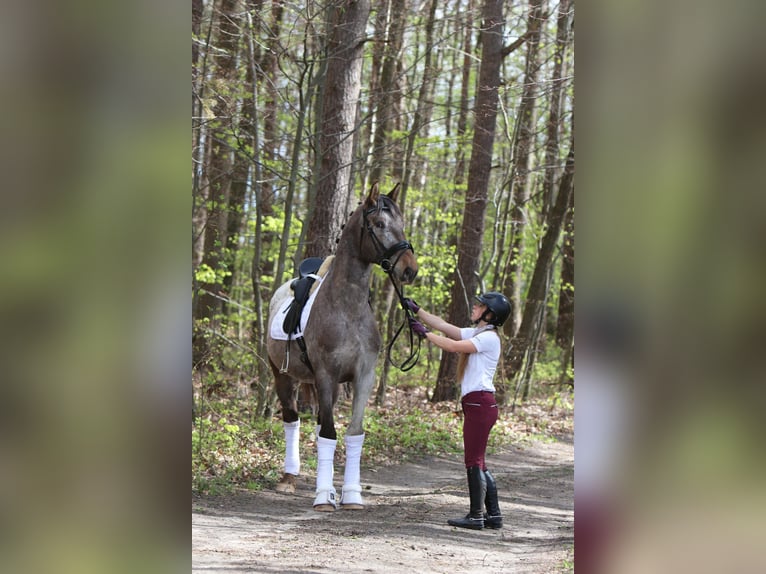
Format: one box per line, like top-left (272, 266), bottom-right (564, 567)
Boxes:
top-left (361, 199), bottom-right (420, 371)
top-left (385, 274), bottom-right (421, 372)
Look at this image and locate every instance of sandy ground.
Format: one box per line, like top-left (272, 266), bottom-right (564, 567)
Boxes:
top-left (192, 437), bottom-right (573, 573)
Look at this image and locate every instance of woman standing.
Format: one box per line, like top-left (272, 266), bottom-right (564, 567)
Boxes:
top-left (407, 292), bottom-right (511, 530)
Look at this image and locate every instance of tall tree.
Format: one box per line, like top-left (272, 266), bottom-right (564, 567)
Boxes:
top-left (303, 0), bottom-right (372, 258)
top-left (540, 0), bottom-right (572, 221)
top-left (368, 0), bottom-right (406, 186)
top-left (508, 144), bottom-right (574, 403)
top-left (401, 0), bottom-right (438, 199)
top-left (192, 0), bottom-right (213, 269)
top-left (192, 0), bottom-right (204, 71)
top-left (453, 0), bottom-right (475, 187)
top-left (555, 186), bottom-right (574, 349)
top-left (375, 0), bottom-right (441, 403)
top-left (504, 0), bottom-right (545, 336)
top-left (551, 0), bottom-right (575, 355)
top-left (432, 0), bottom-right (507, 402)
top-left (193, 0), bottom-right (243, 368)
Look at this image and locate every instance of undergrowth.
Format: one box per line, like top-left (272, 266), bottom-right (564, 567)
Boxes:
top-left (192, 386), bottom-right (573, 496)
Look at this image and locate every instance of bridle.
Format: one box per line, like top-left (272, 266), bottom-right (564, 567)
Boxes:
top-left (361, 199), bottom-right (414, 274)
top-left (361, 197), bottom-right (421, 371)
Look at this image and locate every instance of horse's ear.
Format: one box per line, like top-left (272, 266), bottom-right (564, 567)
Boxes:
top-left (388, 182), bottom-right (401, 204)
top-left (365, 181), bottom-right (380, 208)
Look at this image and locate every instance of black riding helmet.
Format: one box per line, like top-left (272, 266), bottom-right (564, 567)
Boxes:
top-left (474, 291), bottom-right (512, 327)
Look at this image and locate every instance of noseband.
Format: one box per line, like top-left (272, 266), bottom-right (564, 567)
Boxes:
top-left (362, 201), bottom-right (414, 274)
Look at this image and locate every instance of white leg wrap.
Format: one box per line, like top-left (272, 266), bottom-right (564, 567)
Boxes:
top-left (313, 436), bottom-right (337, 509)
top-left (341, 433), bottom-right (365, 507)
top-left (283, 420), bottom-right (300, 476)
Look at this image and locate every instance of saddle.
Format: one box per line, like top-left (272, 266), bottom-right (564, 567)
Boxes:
top-left (279, 256), bottom-right (333, 374)
top-left (282, 257), bottom-right (325, 335)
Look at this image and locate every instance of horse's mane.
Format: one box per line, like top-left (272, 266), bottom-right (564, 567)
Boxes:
top-left (308, 256), bottom-right (334, 297)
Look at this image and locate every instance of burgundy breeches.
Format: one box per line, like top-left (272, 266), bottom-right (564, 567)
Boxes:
top-left (461, 390), bottom-right (498, 469)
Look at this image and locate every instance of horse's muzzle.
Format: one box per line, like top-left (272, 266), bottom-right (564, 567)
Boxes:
top-left (401, 265), bottom-right (417, 283)
top-left (396, 249), bottom-right (418, 284)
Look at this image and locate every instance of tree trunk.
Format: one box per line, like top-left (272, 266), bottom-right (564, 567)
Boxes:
top-left (401, 0), bottom-right (437, 200)
top-left (368, 0), bottom-right (405, 186)
top-left (555, 184), bottom-right (574, 349)
top-left (376, 0), bottom-right (440, 402)
top-left (192, 0), bottom-right (204, 70)
top-left (508, 144), bottom-right (574, 402)
top-left (193, 0), bottom-right (243, 368)
top-left (453, 0), bottom-right (475, 187)
top-left (540, 0), bottom-right (572, 222)
top-left (432, 0), bottom-right (505, 402)
top-left (504, 0), bottom-right (545, 337)
top-left (192, 0), bottom-right (215, 270)
top-left (303, 0), bottom-right (372, 259)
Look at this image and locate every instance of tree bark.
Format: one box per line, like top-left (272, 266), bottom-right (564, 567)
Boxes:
top-left (303, 0), bottom-right (372, 259)
top-left (555, 184), bottom-right (574, 349)
top-left (192, 0), bottom-right (204, 69)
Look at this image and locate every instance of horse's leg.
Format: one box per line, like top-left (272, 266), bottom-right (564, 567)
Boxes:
top-left (313, 376), bottom-right (339, 511)
top-left (340, 368), bottom-right (375, 509)
top-left (271, 358), bottom-right (300, 494)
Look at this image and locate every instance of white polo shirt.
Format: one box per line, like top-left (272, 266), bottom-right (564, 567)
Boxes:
top-left (458, 325), bottom-right (500, 397)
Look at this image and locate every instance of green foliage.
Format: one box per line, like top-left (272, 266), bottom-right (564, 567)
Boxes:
top-left (362, 406), bottom-right (462, 464)
top-left (192, 398), bottom-right (286, 495)
top-left (530, 342), bottom-right (573, 390)
top-left (194, 263), bottom-right (229, 285)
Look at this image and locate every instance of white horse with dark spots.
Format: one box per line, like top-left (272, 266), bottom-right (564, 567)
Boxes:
top-left (266, 183), bottom-right (418, 511)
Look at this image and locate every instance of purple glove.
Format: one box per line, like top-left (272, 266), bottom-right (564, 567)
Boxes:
top-left (408, 317), bottom-right (429, 339)
top-left (403, 298), bottom-right (420, 314)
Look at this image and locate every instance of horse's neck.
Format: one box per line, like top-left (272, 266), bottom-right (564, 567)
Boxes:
top-left (324, 236), bottom-right (374, 300)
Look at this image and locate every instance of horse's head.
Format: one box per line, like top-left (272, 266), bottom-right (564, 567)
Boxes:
top-left (360, 182), bottom-right (418, 284)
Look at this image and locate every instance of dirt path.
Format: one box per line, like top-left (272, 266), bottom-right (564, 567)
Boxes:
top-left (192, 437), bottom-right (573, 573)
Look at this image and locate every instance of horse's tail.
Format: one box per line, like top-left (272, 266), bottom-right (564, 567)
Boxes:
top-left (297, 382), bottom-right (317, 416)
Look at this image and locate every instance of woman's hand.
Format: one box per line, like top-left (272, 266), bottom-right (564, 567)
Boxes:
top-left (403, 298), bottom-right (420, 314)
top-left (408, 317), bottom-right (429, 339)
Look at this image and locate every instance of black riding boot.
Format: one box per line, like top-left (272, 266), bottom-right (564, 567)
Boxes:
top-left (448, 466), bottom-right (486, 530)
top-left (483, 469), bottom-right (503, 529)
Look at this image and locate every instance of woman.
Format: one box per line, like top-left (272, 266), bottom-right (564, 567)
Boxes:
top-left (407, 291), bottom-right (511, 530)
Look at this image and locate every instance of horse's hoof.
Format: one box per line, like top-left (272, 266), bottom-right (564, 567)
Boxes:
top-left (275, 473), bottom-right (297, 494)
top-left (340, 485), bottom-right (364, 509)
top-left (312, 503), bottom-right (336, 512)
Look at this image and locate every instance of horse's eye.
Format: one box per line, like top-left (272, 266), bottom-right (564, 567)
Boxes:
top-left (375, 221), bottom-right (385, 229)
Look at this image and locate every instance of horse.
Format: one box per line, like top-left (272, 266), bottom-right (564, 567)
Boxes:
top-left (266, 182), bottom-right (418, 511)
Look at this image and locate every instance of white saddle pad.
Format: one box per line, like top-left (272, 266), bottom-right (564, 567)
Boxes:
top-left (269, 275), bottom-right (325, 341)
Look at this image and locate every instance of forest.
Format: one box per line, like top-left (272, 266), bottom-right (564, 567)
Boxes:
top-left (192, 0), bottom-right (574, 489)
